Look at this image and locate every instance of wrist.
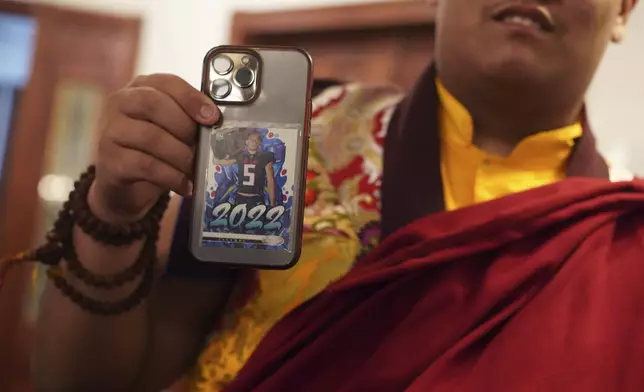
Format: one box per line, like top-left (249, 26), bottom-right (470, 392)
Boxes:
top-left (87, 182), bottom-right (155, 225)
top-left (24, 165), bottom-right (165, 316)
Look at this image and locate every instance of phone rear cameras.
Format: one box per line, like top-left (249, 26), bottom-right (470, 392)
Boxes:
top-left (213, 55), bottom-right (233, 75)
top-left (233, 67), bottom-right (254, 88)
top-left (211, 79), bottom-right (232, 99)
top-left (208, 51), bottom-right (260, 103)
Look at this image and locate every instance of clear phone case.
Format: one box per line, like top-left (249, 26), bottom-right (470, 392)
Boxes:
top-left (189, 46), bottom-right (313, 269)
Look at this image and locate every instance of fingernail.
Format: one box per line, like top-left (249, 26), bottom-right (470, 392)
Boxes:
top-left (186, 181), bottom-right (194, 196)
top-left (200, 105), bottom-right (215, 120)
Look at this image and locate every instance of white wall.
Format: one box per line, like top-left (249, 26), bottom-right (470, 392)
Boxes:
top-left (587, 7), bottom-right (644, 172)
top-left (24, 0), bottom-right (644, 174)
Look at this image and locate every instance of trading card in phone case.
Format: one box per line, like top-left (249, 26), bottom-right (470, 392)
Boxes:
top-left (201, 120), bottom-right (300, 251)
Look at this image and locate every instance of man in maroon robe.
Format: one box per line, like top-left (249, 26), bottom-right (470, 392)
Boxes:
top-left (28, 0), bottom-right (642, 391)
top-left (221, 0), bottom-right (644, 391)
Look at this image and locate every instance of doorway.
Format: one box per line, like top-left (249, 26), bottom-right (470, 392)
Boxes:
top-left (0, 2), bottom-right (141, 391)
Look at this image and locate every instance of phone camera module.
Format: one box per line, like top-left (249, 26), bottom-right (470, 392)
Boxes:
top-left (233, 67), bottom-right (254, 88)
top-left (210, 79), bottom-right (232, 99)
top-left (213, 55), bottom-right (233, 75)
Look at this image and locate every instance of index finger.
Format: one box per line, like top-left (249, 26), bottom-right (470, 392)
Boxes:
top-left (131, 74), bottom-right (220, 125)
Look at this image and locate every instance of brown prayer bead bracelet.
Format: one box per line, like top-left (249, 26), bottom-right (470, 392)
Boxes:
top-left (0, 165), bottom-right (170, 316)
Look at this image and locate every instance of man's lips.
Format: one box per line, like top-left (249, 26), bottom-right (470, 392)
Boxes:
top-left (492, 3), bottom-right (556, 33)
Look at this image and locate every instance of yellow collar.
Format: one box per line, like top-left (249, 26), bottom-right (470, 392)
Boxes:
top-left (436, 79), bottom-right (582, 169)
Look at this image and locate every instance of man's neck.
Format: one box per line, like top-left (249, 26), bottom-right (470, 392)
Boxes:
top-left (471, 105), bottom-right (582, 157)
top-left (440, 75), bottom-right (584, 157)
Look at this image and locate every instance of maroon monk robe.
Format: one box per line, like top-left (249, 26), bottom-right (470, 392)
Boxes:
top-left (223, 179), bottom-right (644, 392)
top-left (221, 66), bottom-right (644, 392)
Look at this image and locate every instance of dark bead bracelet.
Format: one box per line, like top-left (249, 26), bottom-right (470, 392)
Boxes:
top-left (46, 260), bottom-right (155, 316)
top-left (69, 165), bottom-right (171, 247)
top-left (63, 234), bottom-right (155, 290)
top-left (0, 165), bottom-right (168, 316)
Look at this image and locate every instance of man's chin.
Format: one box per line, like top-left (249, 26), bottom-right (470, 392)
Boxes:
top-left (478, 54), bottom-right (550, 86)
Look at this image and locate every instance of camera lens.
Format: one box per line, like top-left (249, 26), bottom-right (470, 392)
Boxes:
top-left (210, 79), bottom-right (231, 99)
top-left (233, 67), bottom-right (254, 88)
top-left (213, 55), bottom-right (233, 75)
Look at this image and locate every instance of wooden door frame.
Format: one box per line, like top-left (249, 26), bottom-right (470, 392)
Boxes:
top-left (0, 3), bottom-right (141, 256)
top-left (230, 0), bottom-right (436, 45)
top-left (0, 5), bottom-right (51, 385)
top-left (0, 0), bottom-right (32, 15)
top-left (0, 2), bottom-right (141, 389)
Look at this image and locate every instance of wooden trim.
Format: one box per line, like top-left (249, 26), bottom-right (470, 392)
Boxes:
top-left (0, 4), bottom-right (141, 389)
top-left (0, 0), bottom-right (34, 16)
top-left (0, 6), bottom-right (141, 254)
top-left (47, 4), bottom-right (142, 32)
top-left (45, 4), bottom-right (142, 81)
top-left (231, 0), bottom-right (437, 44)
top-left (0, 4), bottom-right (51, 385)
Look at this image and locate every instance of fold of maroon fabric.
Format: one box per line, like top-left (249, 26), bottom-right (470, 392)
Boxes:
top-left (224, 178), bottom-right (644, 392)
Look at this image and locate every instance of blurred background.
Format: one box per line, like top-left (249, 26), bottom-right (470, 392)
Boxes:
top-left (0, 0), bottom-right (641, 390)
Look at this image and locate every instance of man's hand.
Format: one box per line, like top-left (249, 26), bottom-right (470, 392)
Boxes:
top-left (90, 74), bottom-right (220, 223)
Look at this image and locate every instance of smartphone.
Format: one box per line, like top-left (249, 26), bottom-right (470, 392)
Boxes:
top-left (189, 45), bottom-right (313, 269)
